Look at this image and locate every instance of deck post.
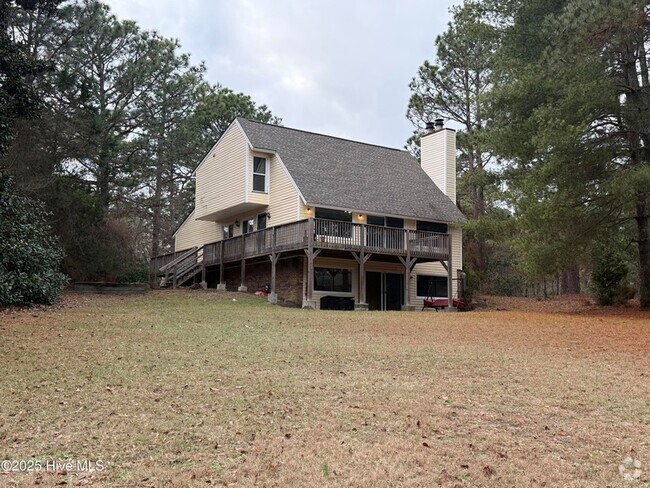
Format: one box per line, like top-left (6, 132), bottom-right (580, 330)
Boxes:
top-left (398, 254), bottom-right (417, 311)
top-left (238, 235), bottom-right (247, 292)
top-left (356, 224), bottom-right (369, 310)
top-left (447, 232), bottom-right (453, 309)
top-left (303, 218), bottom-right (319, 308)
top-left (217, 240), bottom-right (226, 291)
top-left (268, 252), bottom-right (280, 304)
top-left (404, 232), bottom-right (411, 308)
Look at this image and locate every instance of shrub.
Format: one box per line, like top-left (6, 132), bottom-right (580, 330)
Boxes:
top-left (0, 171), bottom-right (67, 305)
top-left (590, 244), bottom-right (629, 306)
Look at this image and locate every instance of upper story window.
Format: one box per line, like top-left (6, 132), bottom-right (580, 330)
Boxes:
top-left (315, 208), bottom-right (352, 222)
top-left (253, 157), bottom-right (267, 192)
top-left (367, 215), bottom-right (404, 228)
top-left (416, 221), bottom-right (448, 233)
top-left (223, 224), bottom-right (234, 239)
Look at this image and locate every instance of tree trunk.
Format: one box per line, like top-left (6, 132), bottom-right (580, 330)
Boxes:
top-left (560, 265), bottom-right (580, 294)
top-left (151, 164), bottom-right (163, 257)
top-left (636, 192), bottom-right (650, 308)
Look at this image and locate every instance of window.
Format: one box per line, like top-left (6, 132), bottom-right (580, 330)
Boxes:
top-left (367, 215), bottom-right (403, 228)
top-left (223, 224), bottom-right (234, 239)
top-left (315, 208), bottom-right (352, 222)
top-left (314, 267), bottom-right (352, 293)
top-left (253, 157), bottom-right (267, 192)
top-left (257, 213), bottom-right (267, 230)
top-left (385, 217), bottom-right (404, 228)
top-left (416, 275), bottom-right (448, 298)
top-left (315, 208), bottom-right (352, 238)
top-left (243, 218), bottom-right (254, 234)
top-left (416, 220), bottom-right (448, 233)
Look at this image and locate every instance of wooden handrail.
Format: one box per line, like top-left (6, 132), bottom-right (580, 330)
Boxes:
top-left (159, 246), bottom-right (198, 272)
top-left (151, 218), bottom-right (450, 274)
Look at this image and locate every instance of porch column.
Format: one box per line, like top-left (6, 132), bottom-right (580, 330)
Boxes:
top-left (217, 240), bottom-right (226, 291)
top-left (238, 234), bottom-right (247, 292)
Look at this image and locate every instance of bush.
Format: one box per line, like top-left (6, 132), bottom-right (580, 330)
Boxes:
top-left (590, 244), bottom-right (629, 306)
top-left (0, 171), bottom-right (67, 305)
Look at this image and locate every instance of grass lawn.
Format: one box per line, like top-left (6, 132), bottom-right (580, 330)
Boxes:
top-left (1, 291), bottom-right (649, 487)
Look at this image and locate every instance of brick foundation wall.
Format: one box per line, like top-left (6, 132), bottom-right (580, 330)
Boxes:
top-left (221, 256), bottom-right (304, 307)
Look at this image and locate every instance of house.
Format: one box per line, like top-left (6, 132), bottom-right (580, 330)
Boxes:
top-left (150, 117), bottom-right (465, 310)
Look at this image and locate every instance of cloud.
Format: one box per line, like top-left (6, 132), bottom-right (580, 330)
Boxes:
top-left (105, 0), bottom-right (459, 148)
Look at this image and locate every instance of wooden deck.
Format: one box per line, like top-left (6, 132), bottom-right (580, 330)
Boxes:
top-left (152, 219), bottom-right (449, 272)
top-left (150, 218), bottom-right (453, 308)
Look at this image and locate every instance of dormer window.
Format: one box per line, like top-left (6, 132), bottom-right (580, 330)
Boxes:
top-left (253, 156), bottom-right (267, 192)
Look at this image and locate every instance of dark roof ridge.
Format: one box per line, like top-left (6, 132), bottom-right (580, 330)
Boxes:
top-left (237, 117), bottom-right (411, 155)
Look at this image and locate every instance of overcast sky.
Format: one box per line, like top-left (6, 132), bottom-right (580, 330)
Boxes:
top-left (105, 0), bottom-right (460, 149)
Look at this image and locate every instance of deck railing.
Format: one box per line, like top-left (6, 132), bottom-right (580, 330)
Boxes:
top-left (152, 218), bottom-right (449, 276)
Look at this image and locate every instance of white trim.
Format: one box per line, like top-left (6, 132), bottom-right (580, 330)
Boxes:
top-left (192, 119), bottom-right (247, 177)
top-left (251, 154), bottom-right (269, 194)
top-left (172, 209), bottom-right (195, 237)
top-left (245, 144), bottom-right (250, 202)
top-left (296, 195), bottom-right (302, 221)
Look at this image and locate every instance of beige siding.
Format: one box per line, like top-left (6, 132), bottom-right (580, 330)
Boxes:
top-left (410, 224), bottom-right (462, 305)
top-left (268, 154), bottom-right (302, 226)
top-left (420, 128), bottom-right (456, 203)
top-left (299, 202), bottom-right (312, 220)
top-left (446, 130), bottom-right (457, 203)
top-left (175, 211), bottom-right (219, 252)
top-left (195, 122), bottom-right (248, 220)
top-left (420, 131), bottom-right (445, 194)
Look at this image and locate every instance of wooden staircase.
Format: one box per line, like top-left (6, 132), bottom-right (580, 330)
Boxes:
top-left (157, 247), bottom-right (203, 288)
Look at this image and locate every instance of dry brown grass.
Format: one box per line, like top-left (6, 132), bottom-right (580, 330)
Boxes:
top-left (1, 291), bottom-right (649, 487)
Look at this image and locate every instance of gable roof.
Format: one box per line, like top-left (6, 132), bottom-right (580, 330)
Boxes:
top-left (236, 118), bottom-right (465, 223)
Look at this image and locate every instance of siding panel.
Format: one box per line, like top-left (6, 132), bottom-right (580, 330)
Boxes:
top-left (175, 211), bottom-right (219, 251)
top-left (195, 123), bottom-right (248, 220)
top-left (268, 154), bottom-right (301, 226)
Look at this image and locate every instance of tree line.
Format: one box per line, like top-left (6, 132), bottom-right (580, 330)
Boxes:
top-left (0, 0), bottom-right (279, 303)
top-left (408, 0), bottom-right (649, 308)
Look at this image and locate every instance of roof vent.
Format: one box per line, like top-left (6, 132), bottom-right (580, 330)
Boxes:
top-left (434, 118), bottom-right (444, 132)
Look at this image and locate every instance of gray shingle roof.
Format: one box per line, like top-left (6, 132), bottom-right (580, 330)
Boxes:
top-left (237, 118), bottom-right (466, 223)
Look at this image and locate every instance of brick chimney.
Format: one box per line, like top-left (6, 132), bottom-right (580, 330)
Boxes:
top-left (420, 118), bottom-right (456, 202)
